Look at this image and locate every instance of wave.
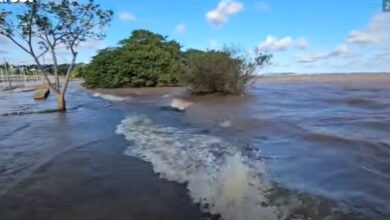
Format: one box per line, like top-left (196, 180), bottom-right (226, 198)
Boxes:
top-left (116, 115), bottom-right (280, 220)
top-left (304, 131), bottom-right (390, 172)
top-left (93, 92), bottom-right (129, 102)
top-left (304, 132), bottom-right (390, 149)
top-left (0, 107), bottom-right (81, 117)
top-left (326, 96), bottom-right (388, 110)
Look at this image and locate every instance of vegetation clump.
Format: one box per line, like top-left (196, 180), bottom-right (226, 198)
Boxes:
top-left (182, 48), bottom-right (271, 94)
top-left (82, 30), bottom-right (183, 88)
top-left (82, 30), bottom-right (272, 95)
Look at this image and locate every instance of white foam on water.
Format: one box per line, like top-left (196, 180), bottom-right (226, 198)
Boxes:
top-left (219, 119), bottom-right (233, 128)
top-left (93, 93), bottom-right (128, 102)
top-left (116, 115), bottom-right (281, 220)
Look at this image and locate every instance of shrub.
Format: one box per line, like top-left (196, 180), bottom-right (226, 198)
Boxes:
top-left (83, 30), bottom-right (184, 88)
top-left (182, 47), bottom-right (271, 95)
top-left (82, 48), bottom-right (129, 88)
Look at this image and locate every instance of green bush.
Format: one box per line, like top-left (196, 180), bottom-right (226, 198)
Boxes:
top-left (83, 30), bottom-right (184, 88)
top-left (182, 47), bottom-right (272, 95)
top-left (82, 29), bottom-right (272, 94)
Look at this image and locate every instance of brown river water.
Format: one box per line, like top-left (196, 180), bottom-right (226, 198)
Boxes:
top-left (0, 74), bottom-right (389, 220)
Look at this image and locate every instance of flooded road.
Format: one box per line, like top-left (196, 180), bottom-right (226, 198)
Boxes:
top-left (0, 83), bottom-right (204, 220)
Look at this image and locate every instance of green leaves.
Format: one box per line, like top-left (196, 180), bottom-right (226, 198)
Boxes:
top-left (83, 30), bottom-right (184, 88)
top-left (183, 47), bottom-right (271, 95)
top-left (0, 0), bottom-right (113, 53)
top-left (0, 10), bottom-right (13, 36)
top-left (0, 0), bottom-right (113, 98)
top-left (83, 30), bottom-right (272, 93)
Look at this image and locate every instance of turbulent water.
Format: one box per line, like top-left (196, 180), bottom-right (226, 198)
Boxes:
top-left (1, 75), bottom-right (389, 220)
top-left (116, 115), bottom-right (279, 220)
top-left (93, 92), bottom-right (130, 102)
top-left (115, 76), bottom-right (390, 220)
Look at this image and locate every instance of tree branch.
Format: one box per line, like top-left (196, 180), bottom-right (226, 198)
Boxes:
top-left (2, 34), bottom-right (31, 55)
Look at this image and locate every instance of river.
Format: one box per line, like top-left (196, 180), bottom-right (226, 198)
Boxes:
top-left (0, 75), bottom-right (389, 220)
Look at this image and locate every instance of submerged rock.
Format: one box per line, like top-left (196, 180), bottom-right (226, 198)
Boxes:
top-left (170, 98), bottom-right (193, 111)
top-left (34, 88), bottom-right (50, 100)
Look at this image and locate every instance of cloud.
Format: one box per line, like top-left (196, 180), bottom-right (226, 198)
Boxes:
top-left (78, 40), bottom-right (108, 50)
top-left (375, 51), bottom-right (390, 59)
top-left (206, 0), bottom-right (243, 26)
top-left (292, 14), bottom-right (390, 70)
top-left (296, 44), bottom-right (350, 63)
top-left (0, 36), bottom-right (8, 44)
top-left (331, 44), bottom-right (349, 56)
top-left (0, 36), bottom-right (12, 46)
top-left (258, 35), bottom-right (292, 52)
top-left (119, 12), bottom-right (137, 22)
top-left (345, 31), bottom-right (379, 44)
top-left (296, 52), bottom-right (329, 63)
top-left (255, 1), bottom-right (270, 12)
top-left (175, 23), bottom-right (186, 34)
top-left (209, 40), bottom-right (218, 49)
top-left (345, 13), bottom-right (390, 44)
top-left (54, 40), bottom-right (107, 57)
top-left (295, 37), bottom-right (308, 49)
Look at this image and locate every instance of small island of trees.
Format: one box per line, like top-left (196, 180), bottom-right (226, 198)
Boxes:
top-left (79, 29), bottom-right (272, 95)
top-left (1, 0), bottom-right (272, 113)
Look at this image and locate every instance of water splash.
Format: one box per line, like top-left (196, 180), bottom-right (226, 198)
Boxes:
top-left (116, 115), bottom-right (279, 220)
top-left (93, 92), bottom-right (129, 102)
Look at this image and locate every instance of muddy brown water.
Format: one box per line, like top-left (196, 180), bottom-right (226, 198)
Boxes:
top-left (0, 75), bottom-right (389, 220)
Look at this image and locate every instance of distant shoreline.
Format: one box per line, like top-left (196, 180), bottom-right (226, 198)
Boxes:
top-left (260, 72), bottom-right (390, 76)
top-left (3, 73), bottom-right (389, 94)
top-left (256, 73), bottom-right (390, 83)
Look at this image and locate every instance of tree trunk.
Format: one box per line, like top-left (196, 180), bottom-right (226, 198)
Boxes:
top-left (6, 68), bottom-right (12, 88)
top-left (56, 93), bottom-right (66, 111)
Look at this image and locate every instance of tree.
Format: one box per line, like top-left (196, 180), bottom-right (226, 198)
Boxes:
top-left (82, 47), bottom-right (128, 88)
top-left (83, 30), bottom-right (184, 88)
top-left (182, 47), bottom-right (272, 94)
top-left (0, 0), bottom-right (113, 111)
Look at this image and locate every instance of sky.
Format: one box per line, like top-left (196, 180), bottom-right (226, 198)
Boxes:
top-left (1, 0), bottom-right (390, 74)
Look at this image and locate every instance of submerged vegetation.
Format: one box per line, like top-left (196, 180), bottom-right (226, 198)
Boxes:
top-left (82, 30), bottom-right (272, 95)
top-left (182, 47), bottom-right (271, 94)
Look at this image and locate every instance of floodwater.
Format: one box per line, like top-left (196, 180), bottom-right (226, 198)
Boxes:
top-left (0, 75), bottom-right (389, 220)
